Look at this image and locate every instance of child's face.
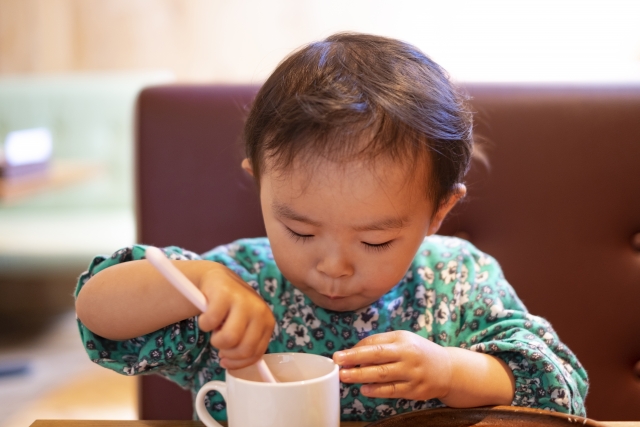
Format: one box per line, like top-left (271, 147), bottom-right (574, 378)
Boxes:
top-left (243, 156), bottom-right (462, 312)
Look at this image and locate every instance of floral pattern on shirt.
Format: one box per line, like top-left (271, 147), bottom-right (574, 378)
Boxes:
top-left (75, 236), bottom-right (588, 422)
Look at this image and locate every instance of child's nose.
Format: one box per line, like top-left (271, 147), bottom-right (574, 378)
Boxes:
top-left (316, 254), bottom-right (354, 279)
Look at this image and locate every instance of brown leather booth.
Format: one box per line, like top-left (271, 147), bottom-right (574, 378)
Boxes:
top-left (135, 83), bottom-right (640, 421)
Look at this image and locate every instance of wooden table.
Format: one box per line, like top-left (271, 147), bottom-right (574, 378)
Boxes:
top-left (30, 423), bottom-right (370, 427)
top-left (28, 421), bottom-right (640, 427)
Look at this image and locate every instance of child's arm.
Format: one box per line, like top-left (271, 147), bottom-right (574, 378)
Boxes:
top-left (333, 330), bottom-right (515, 407)
top-left (333, 238), bottom-right (588, 415)
top-left (76, 257), bottom-right (275, 369)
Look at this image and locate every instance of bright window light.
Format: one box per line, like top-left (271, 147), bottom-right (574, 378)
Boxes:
top-left (4, 128), bottom-right (53, 166)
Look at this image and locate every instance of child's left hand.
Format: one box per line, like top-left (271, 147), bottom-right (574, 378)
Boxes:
top-left (333, 330), bottom-right (452, 401)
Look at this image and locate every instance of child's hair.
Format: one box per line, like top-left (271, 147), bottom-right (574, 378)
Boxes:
top-left (244, 32), bottom-right (473, 213)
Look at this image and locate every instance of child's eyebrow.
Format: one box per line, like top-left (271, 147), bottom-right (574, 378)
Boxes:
top-left (272, 201), bottom-right (407, 231)
top-left (273, 202), bottom-right (322, 226)
top-left (352, 217), bottom-right (407, 232)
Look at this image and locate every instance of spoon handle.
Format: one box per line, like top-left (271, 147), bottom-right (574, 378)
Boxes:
top-left (146, 246), bottom-right (208, 312)
top-left (256, 359), bottom-right (278, 383)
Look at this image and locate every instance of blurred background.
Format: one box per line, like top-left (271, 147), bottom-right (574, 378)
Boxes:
top-left (0, 0), bottom-right (639, 425)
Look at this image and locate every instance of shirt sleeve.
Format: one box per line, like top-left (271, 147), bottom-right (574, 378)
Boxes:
top-left (74, 245), bottom-right (214, 389)
top-left (454, 245), bottom-right (589, 416)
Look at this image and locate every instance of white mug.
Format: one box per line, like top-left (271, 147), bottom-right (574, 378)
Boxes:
top-left (196, 352), bottom-right (340, 427)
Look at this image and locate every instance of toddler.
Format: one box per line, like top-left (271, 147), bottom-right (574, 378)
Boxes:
top-left (75, 33), bottom-right (588, 422)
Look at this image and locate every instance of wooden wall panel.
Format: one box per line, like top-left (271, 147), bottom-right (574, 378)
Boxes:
top-left (0, 0), bottom-right (76, 74)
top-left (0, 0), bottom-right (213, 79)
top-left (2, 1), bottom-right (638, 82)
top-left (0, 0), bottom-right (319, 82)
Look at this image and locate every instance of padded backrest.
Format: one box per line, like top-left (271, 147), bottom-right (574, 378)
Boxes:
top-left (136, 85), bottom-right (262, 420)
top-left (439, 83), bottom-right (640, 421)
top-left (136, 83), bottom-right (640, 421)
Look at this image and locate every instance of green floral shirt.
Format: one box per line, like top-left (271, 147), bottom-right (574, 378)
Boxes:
top-left (75, 236), bottom-right (588, 422)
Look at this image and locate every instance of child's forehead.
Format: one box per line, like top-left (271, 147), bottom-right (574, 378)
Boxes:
top-left (265, 154), bottom-right (430, 200)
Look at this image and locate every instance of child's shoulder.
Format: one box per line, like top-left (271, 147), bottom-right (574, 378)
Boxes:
top-left (202, 237), bottom-right (272, 260)
top-left (413, 235), bottom-right (500, 276)
top-left (200, 237), bottom-right (276, 277)
top-left (418, 234), bottom-right (491, 261)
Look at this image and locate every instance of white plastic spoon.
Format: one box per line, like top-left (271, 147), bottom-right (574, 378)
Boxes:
top-left (145, 246), bottom-right (278, 383)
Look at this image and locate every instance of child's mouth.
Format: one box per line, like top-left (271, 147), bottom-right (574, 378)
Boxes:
top-left (321, 293), bottom-right (347, 300)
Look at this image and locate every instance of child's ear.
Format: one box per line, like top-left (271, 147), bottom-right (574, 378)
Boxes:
top-left (426, 184), bottom-right (467, 236)
top-left (241, 158), bottom-right (254, 177)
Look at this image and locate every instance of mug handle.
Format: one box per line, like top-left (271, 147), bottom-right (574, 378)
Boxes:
top-left (195, 380), bottom-right (227, 427)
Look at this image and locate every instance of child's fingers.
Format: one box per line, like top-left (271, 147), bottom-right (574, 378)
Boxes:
top-left (209, 306), bottom-right (249, 350)
top-left (219, 320), bottom-right (273, 370)
top-left (360, 381), bottom-right (409, 399)
top-left (339, 362), bottom-right (405, 384)
top-left (255, 322), bottom-right (274, 357)
top-left (198, 292), bottom-right (230, 332)
top-left (351, 331), bottom-right (398, 348)
top-left (333, 342), bottom-right (399, 366)
top-left (217, 318), bottom-right (267, 361)
top-left (219, 355), bottom-right (262, 370)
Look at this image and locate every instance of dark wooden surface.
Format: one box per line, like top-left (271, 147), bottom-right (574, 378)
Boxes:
top-left (30, 422), bottom-right (370, 427)
top-left (27, 420), bottom-right (640, 427)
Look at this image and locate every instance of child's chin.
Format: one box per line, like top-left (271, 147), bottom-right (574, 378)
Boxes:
top-left (311, 294), bottom-right (368, 313)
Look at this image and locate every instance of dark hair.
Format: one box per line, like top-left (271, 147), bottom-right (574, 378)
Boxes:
top-left (244, 32), bottom-right (473, 213)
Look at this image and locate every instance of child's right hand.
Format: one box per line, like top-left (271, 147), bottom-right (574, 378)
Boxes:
top-left (197, 264), bottom-right (275, 370)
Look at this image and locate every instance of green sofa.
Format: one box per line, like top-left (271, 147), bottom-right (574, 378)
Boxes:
top-left (0, 71), bottom-right (173, 324)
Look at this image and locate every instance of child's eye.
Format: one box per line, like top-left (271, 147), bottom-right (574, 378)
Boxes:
top-left (285, 227), bottom-right (314, 243)
top-left (362, 240), bottom-right (394, 252)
